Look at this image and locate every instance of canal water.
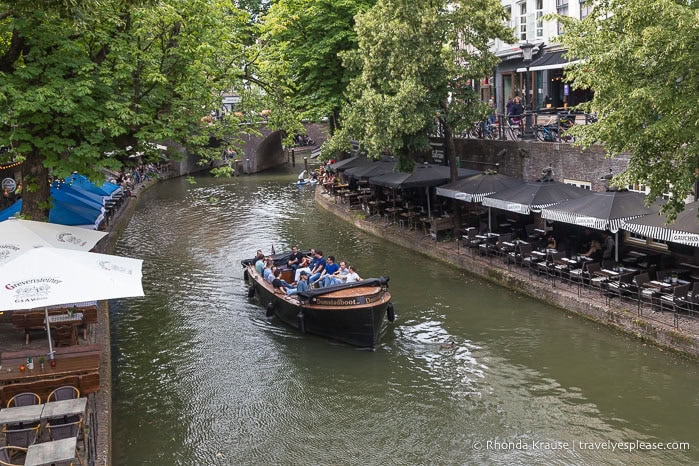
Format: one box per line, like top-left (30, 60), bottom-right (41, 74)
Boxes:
top-left (111, 173), bottom-right (699, 465)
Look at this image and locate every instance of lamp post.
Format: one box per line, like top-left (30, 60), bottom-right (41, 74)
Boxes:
top-left (520, 42), bottom-right (535, 140)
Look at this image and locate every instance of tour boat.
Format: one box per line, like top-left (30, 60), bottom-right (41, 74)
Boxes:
top-left (242, 252), bottom-right (393, 348)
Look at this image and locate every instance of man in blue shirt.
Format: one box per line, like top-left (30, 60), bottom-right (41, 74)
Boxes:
top-left (308, 250), bottom-right (326, 287)
top-left (319, 256), bottom-right (340, 287)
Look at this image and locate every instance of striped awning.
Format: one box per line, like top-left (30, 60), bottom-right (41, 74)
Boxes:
top-left (481, 197), bottom-right (560, 214)
top-left (481, 180), bottom-right (590, 215)
top-left (542, 210), bottom-right (648, 233)
top-left (540, 191), bottom-right (658, 233)
top-left (621, 202), bottom-right (699, 247)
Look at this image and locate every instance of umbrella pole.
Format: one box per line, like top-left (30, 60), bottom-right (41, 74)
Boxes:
top-left (488, 207), bottom-right (492, 233)
top-left (44, 307), bottom-right (55, 360)
top-left (615, 231), bottom-right (619, 263)
top-left (426, 187), bottom-right (432, 218)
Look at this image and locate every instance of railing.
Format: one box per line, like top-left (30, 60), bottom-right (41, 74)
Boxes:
top-left (458, 111), bottom-right (597, 143)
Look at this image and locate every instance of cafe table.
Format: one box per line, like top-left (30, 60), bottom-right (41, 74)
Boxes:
top-left (25, 437), bottom-right (78, 466)
top-left (41, 398), bottom-right (87, 421)
top-left (0, 404), bottom-right (43, 425)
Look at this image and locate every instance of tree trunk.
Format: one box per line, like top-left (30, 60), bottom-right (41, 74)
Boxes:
top-left (20, 148), bottom-right (51, 221)
top-left (440, 111), bottom-right (461, 233)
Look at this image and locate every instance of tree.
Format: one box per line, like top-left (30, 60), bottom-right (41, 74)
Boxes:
top-left (257, 0), bottom-right (375, 135)
top-left (554, 0), bottom-right (699, 220)
top-left (332, 0), bottom-right (513, 176)
top-left (0, 0), bottom-right (249, 220)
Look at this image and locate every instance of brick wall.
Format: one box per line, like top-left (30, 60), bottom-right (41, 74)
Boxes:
top-left (452, 138), bottom-right (631, 190)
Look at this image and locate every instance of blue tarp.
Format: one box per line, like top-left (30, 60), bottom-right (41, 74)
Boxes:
top-left (0, 200), bottom-right (21, 221)
top-left (64, 174), bottom-right (121, 196)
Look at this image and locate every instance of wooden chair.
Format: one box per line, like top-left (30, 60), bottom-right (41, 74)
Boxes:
top-left (47, 385), bottom-right (80, 402)
top-left (54, 325), bottom-right (79, 347)
top-left (6, 392), bottom-right (41, 408)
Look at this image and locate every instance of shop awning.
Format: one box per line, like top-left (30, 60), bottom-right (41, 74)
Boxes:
top-left (516, 50), bottom-right (580, 72)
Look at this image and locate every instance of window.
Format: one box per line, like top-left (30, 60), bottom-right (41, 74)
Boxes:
top-left (519, 2), bottom-right (527, 41)
top-left (556, 0), bottom-right (568, 34)
top-left (564, 179), bottom-right (592, 190)
top-left (504, 5), bottom-right (512, 29)
top-left (535, 0), bottom-right (544, 38)
top-left (580, 0), bottom-right (592, 19)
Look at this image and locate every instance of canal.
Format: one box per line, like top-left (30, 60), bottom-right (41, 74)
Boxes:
top-left (111, 173), bottom-right (699, 465)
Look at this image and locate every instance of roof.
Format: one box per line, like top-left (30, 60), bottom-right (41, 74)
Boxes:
top-left (516, 50), bottom-right (580, 72)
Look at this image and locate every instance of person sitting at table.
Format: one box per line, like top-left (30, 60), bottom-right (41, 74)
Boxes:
top-left (545, 234), bottom-right (557, 250)
top-left (286, 270), bottom-right (310, 296)
top-left (582, 240), bottom-right (602, 259)
top-left (317, 256), bottom-right (340, 287)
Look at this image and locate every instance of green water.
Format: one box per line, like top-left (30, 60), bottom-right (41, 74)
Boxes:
top-left (111, 173), bottom-right (699, 465)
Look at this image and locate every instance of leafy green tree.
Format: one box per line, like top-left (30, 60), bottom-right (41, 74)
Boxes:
top-left (257, 0), bottom-right (375, 135)
top-left (0, 0), bottom-right (248, 220)
top-left (555, 0), bottom-right (699, 219)
top-left (332, 0), bottom-right (513, 176)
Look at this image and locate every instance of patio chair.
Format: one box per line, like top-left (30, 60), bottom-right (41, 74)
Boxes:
top-left (659, 283), bottom-right (689, 315)
top-left (2, 423), bottom-right (40, 449)
top-left (46, 415), bottom-right (83, 441)
top-left (6, 392), bottom-right (40, 408)
top-left (632, 272), bottom-right (656, 314)
top-left (605, 272), bottom-right (635, 304)
top-left (47, 385), bottom-right (81, 402)
top-left (0, 446), bottom-right (28, 466)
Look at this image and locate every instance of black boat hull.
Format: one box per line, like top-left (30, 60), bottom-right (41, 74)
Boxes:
top-left (244, 266), bottom-right (390, 348)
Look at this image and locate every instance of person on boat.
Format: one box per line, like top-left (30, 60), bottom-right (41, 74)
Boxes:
top-left (317, 256), bottom-right (340, 287)
top-left (294, 248), bottom-right (315, 282)
top-left (254, 250), bottom-right (265, 275)
top-left (263, 260), bottom-right (275, 283)
top-left (345, 265), bottom-right (362, 283)
top-left (298, 170), bottom-right (307, 181)
top-left (286, 271), bottom-right (310, 296)
top-left (287, 246), bottom-right (304, 270)
top-left (272, 269), bottom-right (289, 294)
top-left (308, 250), bottom-right (326, 286)
top-left (323, 260), bottom-right (349, 287)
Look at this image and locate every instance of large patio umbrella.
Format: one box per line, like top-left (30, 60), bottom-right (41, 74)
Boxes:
top-left (436, 172), bottom-right (525, 231)
top-left (541, 190), bottom-right (659, 261)
top-left (0, 221), bottom-right (140, 358)
top-left (327, 156), bottom-right (371, 173)
top-left (370, 164), bottom-right (479, 217)
top-left (436, 172), bottom-right (524, 202)
top-left (482, 179), bottom-right (591, 215)
top-left (0, 219), bottom-right (107, 266)
top-left (344, 158), bottom-right (398, 180)
top-left (622, 201), bottom-right (699, 247)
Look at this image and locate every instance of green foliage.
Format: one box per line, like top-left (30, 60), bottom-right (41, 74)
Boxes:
top-left (0, 0), bottom-right (251, 218)
top-left (336, 0), bottom-right (513, 169)
top-left (257, 0), bottom-right (375, 134)
top-left (553, 0), bottom-right (699, 220)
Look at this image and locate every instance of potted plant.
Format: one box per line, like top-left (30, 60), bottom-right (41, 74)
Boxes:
top-left (39, 356), bottom-right (45, 369)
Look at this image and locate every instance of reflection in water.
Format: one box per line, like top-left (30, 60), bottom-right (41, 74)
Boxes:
top-left (111, 174), bottom-right (699, 465)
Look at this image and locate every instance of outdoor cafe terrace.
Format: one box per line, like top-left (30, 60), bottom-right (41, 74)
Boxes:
top-left (319, 166), bottom-right (699, 351)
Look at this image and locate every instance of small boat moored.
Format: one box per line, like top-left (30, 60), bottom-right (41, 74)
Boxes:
top-left (242, 251), bottom-right (393, 348)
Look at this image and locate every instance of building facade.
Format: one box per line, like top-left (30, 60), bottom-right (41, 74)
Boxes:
top-left (487, 0), bottom-right (593, 115)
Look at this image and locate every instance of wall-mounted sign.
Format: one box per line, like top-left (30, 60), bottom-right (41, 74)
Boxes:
top-left (1, 178), bottom-right (16, 193)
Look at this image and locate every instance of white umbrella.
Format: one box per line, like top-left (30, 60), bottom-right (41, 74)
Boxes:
top-left (0, 248), bottom-right (144, 357)
top-left (0, 219), bottom-right (107, 266)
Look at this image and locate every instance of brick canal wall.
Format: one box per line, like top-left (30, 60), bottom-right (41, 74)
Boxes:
top-left (315, 188), bottom-right (699, 360)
